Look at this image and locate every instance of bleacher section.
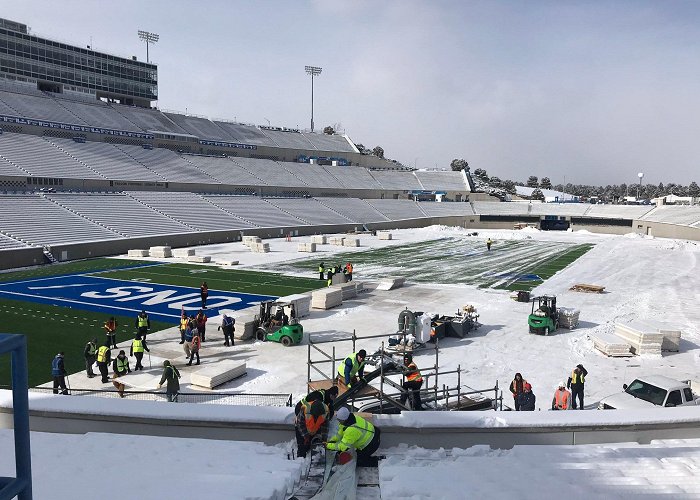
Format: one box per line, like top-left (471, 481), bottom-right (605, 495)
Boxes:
top-left (0, 132), bottom-right (103, 179)
top-left (366, 199), bottom-right (427, 220)
top-left (0, 90), bottom-right (85, 124)
top-left (46, 193), bottom-right (192, 237)
top-left (163, 113), bottom-right (231, 141)
top-left (115, 145), bottom-right (209, 183)
top-left (324, 165), bottom-right (383, 190)
top-left (418, 202), bottom-right (476, 217)
top-left (277, 162), bottom-right (341, 188)
top-left (414, 171), bottom-right (467, 191)
top-left (640, 206), bottom-right (700, 226)
top-left (126, 191), bottom-right (252, 231)
top-left (212, 122), bottom-right (277, 146)
top-left (303, 133), bottom-right (355, 153)
top-left (528, 203), bottom-right (591, 216)
top-left (182, 155), bottom-right (264, 186)
top-left (46, 138), bottom-right (164, 181)
top-left (369, 170), bottom-right (423, 191)
top-left (56, 99), bottom-right (138, 131)
top-left (472, 202), bottom-right (531, 216)
top-left (230, 157), bottom-right (308, 188)
top-left (260, 129), bottom-right (315, 150)
top-left (315, 197), bottom-right (389, 223)
top-left (265, 198), bottom-right (352, 225)
top-left (584, 204), bottom-right (654, 220)
top-left (113, 105), bottom-right (186, 134)
top-left (204, 196), bottom-right (306, 228)
top-left (0, 155), bottom-right (27, 176)
top-left (0, 232), bottom-right (30, 249)
top-left (0, 194), bottom-right (119, 245)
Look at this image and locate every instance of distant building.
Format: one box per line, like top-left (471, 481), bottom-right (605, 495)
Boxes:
top-left (0, 17), bottom-right (157, 106)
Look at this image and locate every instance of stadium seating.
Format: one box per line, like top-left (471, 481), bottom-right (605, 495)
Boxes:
top-left (125, 191), bottom-right (252, 231)
top-left (114, 105), bottom-right (186, 134)
top-left (472, 202), bottom-right (531, 216)
top-left (181, 155), bottom-right (265, 186)
top-left (640, 206), bottom-right (700, 226)
top-left (585, 205), bottom-right (655, 219)
top-left (45, 138), bottom-right (163, 181)
top-left (414, 171), bottom-right (467, 191)
top-left (260, 129), bottom-right (315, 149)
top-left (0, 155), bottom-right (27, 177)
top-left (56, 99), bottom-right (139, 131)
top-left (0, 232), bottom-right (30, 249)
top-left (0, 90), bottom-right (84, 124)
top-left (45, 193), bottom-right (193, 237)
top-left (277, 162), bottom-right (341, 188)
top-left (303, 133), bottom-right (355, 153)
top-left (323, 165), bottom-right (383, 190)
top-left (265, 198), bottom-right (353, 225)
top-left (212, 122), bottom-right (277, 146)
top-left (0, 194), bottom-right (119, 245)
top-left (369, 170), bottom-right (423, 191)
top-left (418, 202), bottom-right (476, 217)
top-left (204, 195), bottom-right (306, 228)
top-left (366, 199), bottom-right (427, 220)
top-left (315, 197), bottom-right (390, 223)
top-left (230, 157), bottom-right (308, 188)
top-left (0, 132), bottom-right (103, 179)
top-left (528, 203), bottom-right (591, 216)
top-left (163, 113), bottom-right (231, 141)
top-left (115, 145), bottom-right (211, 183)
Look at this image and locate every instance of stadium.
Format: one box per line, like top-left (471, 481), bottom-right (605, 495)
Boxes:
top-left (0, 12), bottom-right (700, 500)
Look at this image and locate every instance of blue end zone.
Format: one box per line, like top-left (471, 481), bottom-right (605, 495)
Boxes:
top-left (0, 274), bottom-right (276, 321)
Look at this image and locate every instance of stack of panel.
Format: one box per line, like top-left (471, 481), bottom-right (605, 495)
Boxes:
top-left (592, 333), bottom-right (633, 357)
top-left (190, 361), bottom-right (247, 389)
top-left (558, 308), bottom-right (580, 330)
top-left (614, 321), bottom-right (664, 355)
top-left (311, 288), bottom-right (343, 309)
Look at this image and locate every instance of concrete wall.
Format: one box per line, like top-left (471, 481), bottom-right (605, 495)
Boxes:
top-left (0, 247), bottom-right (46, 270)
top-left (632, 220), bottom-right (700, 240)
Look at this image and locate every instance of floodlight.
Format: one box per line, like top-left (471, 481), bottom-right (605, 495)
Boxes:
top-left (305, 66), bottom-right (322, 131)
top-left (137, 30), bottom-right (159, 63)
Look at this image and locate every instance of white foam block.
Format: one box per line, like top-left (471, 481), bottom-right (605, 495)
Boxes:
top-left (190, 361), bottom-right (247, 389)
top-left (128, 249), bottom-right (149, 257)
top-left (173, 248), bottom-right (195, 258)
top-left (188, 255), bottom-right (211, 263)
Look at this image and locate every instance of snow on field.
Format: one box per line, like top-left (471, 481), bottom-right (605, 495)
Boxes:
top-left (108, 226), bottom-right (700, 407)
top-left (380, 439), bottom-right (700, 499)
top-left (0, 428), bottom-right (302, 500)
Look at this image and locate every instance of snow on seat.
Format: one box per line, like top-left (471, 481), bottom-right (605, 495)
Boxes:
top-left (529, 203), bottom-right (590, 216)
top-left (472, 202), bottom-right (531, 216)
top-left (418, 202), bottom-right (476, 217)
top-left (414, 171), bottom-right (468, 191)
top-left (45, 192), bottom-right (192, 237)
top-left (640, 206), bottom-right (700, 226)
top-left (585, 205), bottom-right (654, 219)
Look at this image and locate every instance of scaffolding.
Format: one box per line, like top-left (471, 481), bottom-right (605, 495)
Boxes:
top-left (307, 330), bottom-right (502, 413)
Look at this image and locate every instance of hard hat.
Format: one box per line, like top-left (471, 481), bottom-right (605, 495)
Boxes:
top-left (558, 381), bottom-right (565, 388)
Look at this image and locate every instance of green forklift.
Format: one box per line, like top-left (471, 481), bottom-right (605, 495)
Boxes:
top-left (254, 300), bottom-right (304, 346)
top-left (528, 295), bottom-right (558, 335)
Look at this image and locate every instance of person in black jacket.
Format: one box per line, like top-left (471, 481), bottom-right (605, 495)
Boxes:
top-left (517, 382), bottom-right (536, 411)
top-left (567, 364), bottom-right (588, 410)
top-left (111, 350), bottom-right (131, 398)
top-left (51, 352), bottom-right (68, 395)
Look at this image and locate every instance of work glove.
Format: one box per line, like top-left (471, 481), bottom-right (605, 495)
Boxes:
top-left (157, 384), bottom-right (162, 389)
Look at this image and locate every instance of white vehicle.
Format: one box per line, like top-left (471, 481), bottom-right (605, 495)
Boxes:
top-left (598, 375), bottom-right (700, 410)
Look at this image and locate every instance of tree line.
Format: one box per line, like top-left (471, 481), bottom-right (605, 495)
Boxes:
top-left (450, 159), bottom-right (699, 201)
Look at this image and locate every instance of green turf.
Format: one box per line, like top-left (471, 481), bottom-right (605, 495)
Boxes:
top-left (0, 259), bottom-right (323, 387)
top-left (279, 238), bottom-right (594, 292)
top-left (0, 297), bottom-right (170, 387)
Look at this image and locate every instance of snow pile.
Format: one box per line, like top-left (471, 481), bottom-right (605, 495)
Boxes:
top-left (380, 439), bottom-right (700, 499)
top-left (0, 429), bottom-right (302, 500)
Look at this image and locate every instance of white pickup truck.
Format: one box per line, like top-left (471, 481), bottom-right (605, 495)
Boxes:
top-left (598, 375), bottom-right (700, 410)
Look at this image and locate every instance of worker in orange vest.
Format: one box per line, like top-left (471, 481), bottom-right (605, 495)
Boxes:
top-left (400, 353), bottom-right (423, 410)
top-left (551, 381), bottom-right (571, 410)
top-left (345, 262), bottom-right (353, 282)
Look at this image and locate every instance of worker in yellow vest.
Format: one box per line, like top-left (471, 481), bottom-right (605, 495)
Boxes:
top-left (327, 407), bottom-right (381, 467)
top-left (179, 312), bottom-right (188, 344)
top-left (400, 353), bottom-right (423, 410)
top-left (130, 334), bottom-right (150, 371)
top-left (337, 350), bottom-right (366, 388)
top-left (567, 364), bottom-right (588, 410)
top-left (135, 310), bottom-right (150, 337)
top-left (112, 350), bottom-right (130, 398)
top-left (96, 343), bottom-right (111, 383)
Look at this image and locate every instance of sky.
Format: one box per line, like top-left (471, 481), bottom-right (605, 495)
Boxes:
top-left (2, 0), bottom-right (700, 186)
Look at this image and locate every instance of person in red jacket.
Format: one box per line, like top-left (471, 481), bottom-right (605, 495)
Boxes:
top-left (509, 372), bottom-right (527, 411)
top-left (196, 309), bottom-right (208, 342)
top-left (187, 332), bottom-right (201, 366)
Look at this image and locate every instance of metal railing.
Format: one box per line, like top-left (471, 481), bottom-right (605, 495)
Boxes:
top-left (2, 385), bottom-right (292, 407)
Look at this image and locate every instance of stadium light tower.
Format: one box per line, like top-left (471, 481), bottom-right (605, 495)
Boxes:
top-left (305, 65), bottom-right (322, 132)
top-left (637, 172), bottom-right (644, 200)
top-left (138, 30), bottom-right (159, 63)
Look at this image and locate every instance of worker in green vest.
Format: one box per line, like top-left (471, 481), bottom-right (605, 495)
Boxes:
top-left (337, 350), bottom-right (367, 388)
top-left (83, 337), bottom-right (97, 378)
top-left (135, 310), bottom-right (150, 337)
top-left (318, 262), bottom-right (325, 280)
top-left (96, 343), bottom-right (111, 383)
top-left (327, 407), bottom-right (381, 467)
top-left (130, 334), bottom-right (150, 371)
